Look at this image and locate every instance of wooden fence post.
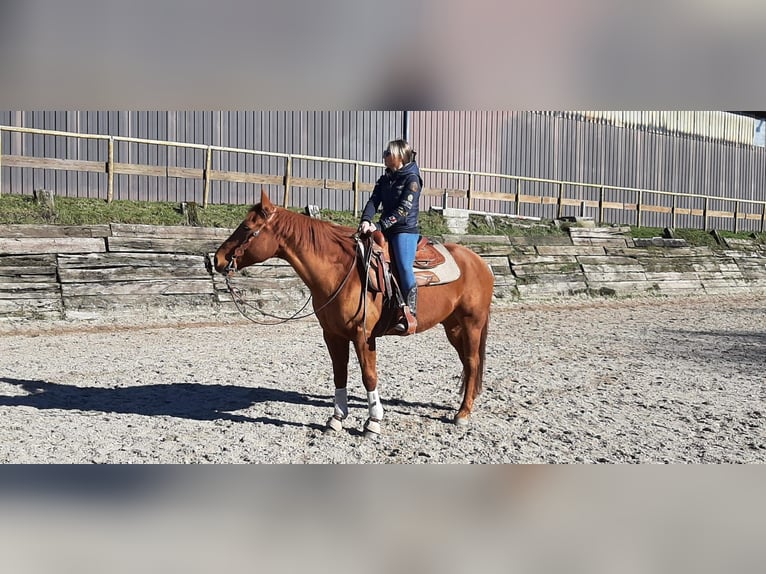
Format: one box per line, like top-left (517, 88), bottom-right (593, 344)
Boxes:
top-left (284, 156), bottom-right (292, 208)
top-left (467, 173), bottom-right (474, 211)
top-left (598, 186), bottom-right (604, 224)
top-left (107, 137), bottom-right (114, 203)
top-left (353, 162), bottom-right (360, 217)
top-left (672, 194), bottom-right (677, 229)
top-left (202, 146), bottom-right (212, 208)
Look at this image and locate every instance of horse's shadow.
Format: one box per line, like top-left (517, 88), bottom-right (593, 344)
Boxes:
top-left (0, 377), bottom-right (451, 429)
top-left (0, 377), bottom-right (331, 429)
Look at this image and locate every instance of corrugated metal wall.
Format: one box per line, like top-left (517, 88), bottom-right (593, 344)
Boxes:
top-left (410, 111), bottom-right (766, 230)
top-left (2, 111), bottom-right (765, 231)
top-left (551, 111), bottom-right (761, 147)
top-left (0, 111), bottom-right (404, 210)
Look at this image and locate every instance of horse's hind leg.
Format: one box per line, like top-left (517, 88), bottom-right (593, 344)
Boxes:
top-left (443, 313), bottom-right (489, 426)
top-left (323, 332), bottom-right (350, 432)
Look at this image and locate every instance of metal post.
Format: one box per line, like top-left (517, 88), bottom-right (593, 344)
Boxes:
top-left (403, 111), bottom-right (410, 142)
top-left (733, 200), bottom-right (739, 234)
top-left (515, 179), bottom-right (520, 216)
top-left (203, 146), bottom-right (212, 208)
top-left (0, 129), bottom-right (3, 198)
top-left (761, 202), bottom-right (766, 233)
top-left (557, 182), bottom-right (564, 219)
top-left (637, 190), bottom-right (643, 227)
top-left (107, 137), bottom-right (114, 203)
top-left (283, 156), bottom-right (292, 208)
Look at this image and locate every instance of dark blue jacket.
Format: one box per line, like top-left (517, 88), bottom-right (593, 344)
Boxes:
top-left (361, 161), bottom-right (422, 235)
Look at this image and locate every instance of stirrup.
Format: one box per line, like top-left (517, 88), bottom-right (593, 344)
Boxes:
top-left (389, 307), bottom-right (416, 336)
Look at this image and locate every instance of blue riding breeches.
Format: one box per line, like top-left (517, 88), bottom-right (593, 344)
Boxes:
top-left (388, 232), bottom-right (418, 295)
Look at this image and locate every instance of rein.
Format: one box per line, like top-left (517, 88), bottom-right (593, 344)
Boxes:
top-left (223, 233), bottom-right (362, 326)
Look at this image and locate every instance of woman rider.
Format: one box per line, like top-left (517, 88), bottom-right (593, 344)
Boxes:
top-left (358, 139), bottom-right (422, 335)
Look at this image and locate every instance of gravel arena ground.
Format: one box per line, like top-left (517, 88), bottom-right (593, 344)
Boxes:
top-left (0, 295), bottom-right (764, 463)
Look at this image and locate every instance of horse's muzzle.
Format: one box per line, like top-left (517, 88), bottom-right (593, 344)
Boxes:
top-left (212, 253), bottom-right (234, 275)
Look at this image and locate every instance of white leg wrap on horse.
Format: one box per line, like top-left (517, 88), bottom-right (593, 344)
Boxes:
top-left (334, 388), bottom-right (348, 420)
top-left (367, 389), bottom-right (383, 421)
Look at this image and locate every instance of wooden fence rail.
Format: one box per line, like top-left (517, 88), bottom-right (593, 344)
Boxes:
top-left (2, 124), bottom-right (765, 232)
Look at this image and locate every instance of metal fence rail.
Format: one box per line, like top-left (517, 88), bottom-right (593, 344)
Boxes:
top-left (2, 124), bottom-right (765, 232)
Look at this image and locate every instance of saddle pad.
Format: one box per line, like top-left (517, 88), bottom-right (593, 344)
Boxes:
top-left (414, 242), bottom-right (461, 286)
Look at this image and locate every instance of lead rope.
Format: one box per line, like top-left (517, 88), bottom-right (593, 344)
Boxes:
top-left (224, 235), bottom-right (360, 326)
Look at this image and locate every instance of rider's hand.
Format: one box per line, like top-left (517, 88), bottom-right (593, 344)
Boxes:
top-left (358, 220), bottom-right (376, 237)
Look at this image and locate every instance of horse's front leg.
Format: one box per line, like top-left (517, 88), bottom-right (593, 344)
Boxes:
top-left (353, 335), bottom-right (383, 437)
top-left (323, 332), bottom-right (350, 433)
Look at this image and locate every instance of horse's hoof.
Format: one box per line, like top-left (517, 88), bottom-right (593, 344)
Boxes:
top-left (363, 418), bottom-right (381, 437)
top-left (454, 414), bottom-right (471, 427)
top-left (324, 416), bottom-right (343, 433)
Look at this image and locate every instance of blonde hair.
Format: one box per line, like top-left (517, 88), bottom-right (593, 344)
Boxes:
top-left (384, 139), bottom-right (416, 164)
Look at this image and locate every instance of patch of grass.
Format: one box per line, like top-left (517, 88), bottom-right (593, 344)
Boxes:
top-left (0, 194), bottom-right (187, 226)
top-left (673, 228), bottom-right (721, 249)
top-left (468, 213), bottom-right (567, 238)
top-left (318, 208), bottom-right (356, 228)
top-left (622, 225), bottom-right (765, 249)
top-left (627, 226), bottom-right (664, 239)
top-left (417, 210), bottom-right (451, 237)
top-left (318, 208), bottom-right (449, 237)
top-left (0, 192), bottom-right (761, 247)
top-left (718, 229), bottom-right (766, 245)
top-left (0, 194), bottom-right (49, 224)
top-left (0, 193), bottom-right (452, 236)
top-left (194, 203), bottom-right (258, 228)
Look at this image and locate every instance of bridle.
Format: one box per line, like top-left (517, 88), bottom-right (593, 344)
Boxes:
top-left (222, 217), bottom-right (362, 325)
top-left (224, 216), bottom-right (269, 276)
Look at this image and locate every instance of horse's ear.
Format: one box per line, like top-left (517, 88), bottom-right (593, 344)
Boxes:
top-left (260, 189), bottom-right (275, 215)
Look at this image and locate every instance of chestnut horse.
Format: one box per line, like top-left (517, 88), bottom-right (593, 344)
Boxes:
top-left (213, 191), bottom-right (493, 436)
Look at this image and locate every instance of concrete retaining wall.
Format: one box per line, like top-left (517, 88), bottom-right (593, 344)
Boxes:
top-left (1, 224), bottom-right (765, 322)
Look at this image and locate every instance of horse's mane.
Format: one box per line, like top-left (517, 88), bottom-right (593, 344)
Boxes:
top-left (250, 205), bottom-right (356, 256)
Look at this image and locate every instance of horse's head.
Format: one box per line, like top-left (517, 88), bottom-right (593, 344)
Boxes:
top-left (213, 190), bottom-right (280, 274)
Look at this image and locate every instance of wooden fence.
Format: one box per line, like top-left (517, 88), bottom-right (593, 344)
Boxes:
top-left (2, 124), bottom-right (766, 232)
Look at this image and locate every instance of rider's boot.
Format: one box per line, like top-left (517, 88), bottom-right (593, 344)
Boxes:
top-left (393, 286), bottom-right (418, 335)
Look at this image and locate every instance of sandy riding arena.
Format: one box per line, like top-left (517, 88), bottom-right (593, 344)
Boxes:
top-left (0, 295), bottom-right (764, 463)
